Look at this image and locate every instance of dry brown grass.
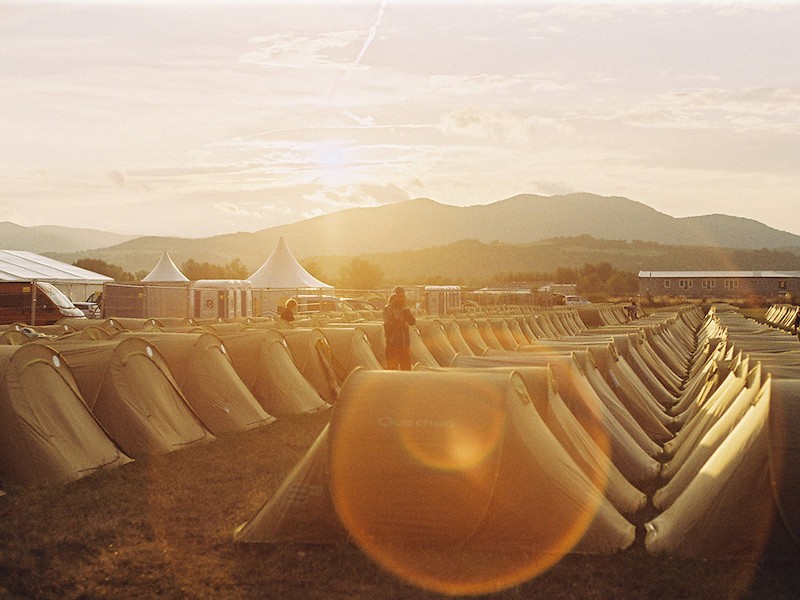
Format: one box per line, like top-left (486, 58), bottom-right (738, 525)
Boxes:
top-left (0, 410), bottom-right (798, 600)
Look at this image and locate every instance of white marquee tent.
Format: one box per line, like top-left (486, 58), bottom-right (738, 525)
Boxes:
top-left (142, 252), bottom-right (189, 282)
top-left (248, 237), bottom-right (332, 289)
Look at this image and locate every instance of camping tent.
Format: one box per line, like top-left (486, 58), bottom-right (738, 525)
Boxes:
top-left (116, 332), bottom-right (276, 434)
top-left (235, 369), bottom-right (635, 595)
top-left (218, 330), bottom-right (329, 416)
top-left (41, 337), bottom-right (214, 458)
top-left (0, 343), bottom-right (130, 488)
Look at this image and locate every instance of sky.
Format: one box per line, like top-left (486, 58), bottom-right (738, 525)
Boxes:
top-left (1, 0), bottom-right (799, 238)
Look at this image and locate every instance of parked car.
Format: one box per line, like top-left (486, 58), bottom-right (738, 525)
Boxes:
top-left (563, 294), bottom-right (592, 305)
top-left (72, 291), bottom-right (103, 319)
top-left (0, 280), bottom-right (86, 325)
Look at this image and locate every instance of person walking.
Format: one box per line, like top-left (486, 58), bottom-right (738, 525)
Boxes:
top-left (383, 286), bottom-right (416, 370)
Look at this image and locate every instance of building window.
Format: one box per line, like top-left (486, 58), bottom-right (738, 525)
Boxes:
top-left (779, 280), bottom-right (787, 290)
top-left (679, 279), bottom-right (693, 289)
top-left (701, 280), bottom-right (715, 289)
top-left (724, 279), bottom-right (739, 290)
top-left (664, 280), bottom-right (671, 288)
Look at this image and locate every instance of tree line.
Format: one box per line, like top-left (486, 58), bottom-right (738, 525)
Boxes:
top-left (74, 256), bottom-right (638, 294)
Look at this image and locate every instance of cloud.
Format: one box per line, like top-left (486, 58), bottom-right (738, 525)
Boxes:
top-left (213, 202), bottom-right (293, 220)
top-left (438, 108), bottom-right (573, 144)
top-left (303, 182), bottom-right (410, 210)
top-left (430, 72), bottom-right (576, 96)
top-left (106, 170), bottom-right (125, 186)
top-left (613, 87), bottom-right (800, 133)
top-left (240, 31), bottom-right (362, 70)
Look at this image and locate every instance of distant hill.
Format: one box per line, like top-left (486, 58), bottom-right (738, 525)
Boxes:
top-left (305, 236), bottom-right (800, 287)
top-left (0, 222), bottom-right (137, 253)
top-left (45, 193), bottom-right (800, 274)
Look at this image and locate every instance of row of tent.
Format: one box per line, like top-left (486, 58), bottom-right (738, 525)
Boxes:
top-left (0, 304), bottom-right (629, 490)
top-left (2, 302), bottom-right (799, 588)
top-left (227, 302), bottom-right (800, 593)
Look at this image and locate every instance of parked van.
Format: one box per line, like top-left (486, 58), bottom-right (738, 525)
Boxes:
top-left (0, 281), bottom-right (86, 325)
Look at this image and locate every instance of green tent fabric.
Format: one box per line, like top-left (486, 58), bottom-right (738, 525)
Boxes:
top-left (115, 332), bottom-right (275, 434)
top-left (218, 330), bottom-right (329, 417)
top-left (0, 344), bottom-right (131, 488)
top-left (41, 337), bottom-right (214, 459)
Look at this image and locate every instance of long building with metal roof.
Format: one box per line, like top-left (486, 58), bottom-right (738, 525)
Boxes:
top-left (638, 270), bottom-right (800, 299)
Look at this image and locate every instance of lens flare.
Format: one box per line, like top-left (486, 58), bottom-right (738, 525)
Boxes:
top-left (329, 370), bottom-right (604, 595)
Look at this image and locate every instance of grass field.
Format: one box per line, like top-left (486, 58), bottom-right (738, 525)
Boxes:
top-left (0, 409), bottom-right (798, 600)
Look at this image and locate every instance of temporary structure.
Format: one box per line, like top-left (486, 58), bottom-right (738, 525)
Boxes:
top-left (235, 369), bottom-right (634, 596)
top-left (279, 328), bottom-right (340, 404)
top-left (645, 376), bottom-right (800, 559)
top-left (115, 332), bottom-right (276, 434)
top-left (318, 326), bottom-right (385, 379)
top-left (218, 330), bottom-right (329, 416)
top-left (248, 237), bottom-right (331, 289)
top-left (0, 343), bottom-right (130, 488)
top-left (141, 252), bottom-right (189, 282)
top-left (42, 337), bottom-right (214, 458)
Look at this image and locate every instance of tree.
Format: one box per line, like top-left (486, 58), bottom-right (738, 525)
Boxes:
top-left (301, 260), bottom-right (329, 285)
top-left (180, 258), bottom-right (249, 280)
top-left (338, 258), bottom-right (384, 290)
top-left (72, 258), bottom-right (135, 281)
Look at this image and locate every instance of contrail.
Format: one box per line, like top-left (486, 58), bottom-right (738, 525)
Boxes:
top-left (329, 0), bottom-right (389, 101)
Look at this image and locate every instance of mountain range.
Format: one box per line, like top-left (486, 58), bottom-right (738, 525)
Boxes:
top-left (6, 193), bottom-right (800, 275)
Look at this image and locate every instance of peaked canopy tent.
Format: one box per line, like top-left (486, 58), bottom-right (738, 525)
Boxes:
top-left (248, 237), bottom-right (333, 317)
top-left (248, 237), bottom-right (331, 289)
top-left (0, 249), bottom-right (113, 301)
top-left (141, 252), bottom-right (189, 282)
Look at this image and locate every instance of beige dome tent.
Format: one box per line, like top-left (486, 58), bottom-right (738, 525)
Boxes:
top-left (645, 376), bottom-right (800, 559)
top-left (416, 319), bottom-right (460, 368)
top-left (41, 337), bottom-right (214, 458)
top-left (279, 328), bottom-right (340, 405)
top-left (142, 252), bottom-right (189, 282)
top-left (115, 332), bottom-right (276, 434)
top-left (0, 344), bottom-right (131, 488)
top-left (235, 369), bottom-right (635, 595)
top-left (218, 330), bottom-right (329, 416)
top-left (318, 326), bottom-right (385, 379)
top-left (451, 350), bottom-right (662, 485)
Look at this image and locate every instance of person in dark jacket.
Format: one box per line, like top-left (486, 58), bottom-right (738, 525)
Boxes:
top-left (383, 286), bottom-right (416, 370)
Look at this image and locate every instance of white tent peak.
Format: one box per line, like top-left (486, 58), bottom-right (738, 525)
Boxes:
top-left (248, 237), bottom-right (332, 288)
top-left (142, 252), bottom-right (189, 282)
